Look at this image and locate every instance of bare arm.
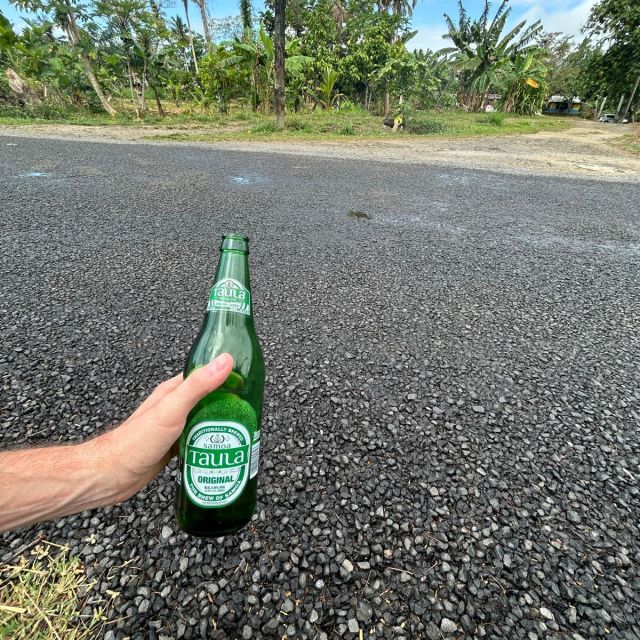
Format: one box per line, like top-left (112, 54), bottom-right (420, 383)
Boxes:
top-left (0, 353), bottom-right (233, 533)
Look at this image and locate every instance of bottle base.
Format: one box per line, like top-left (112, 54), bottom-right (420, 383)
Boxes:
top-left (176, 517), bottom-right (252, 538)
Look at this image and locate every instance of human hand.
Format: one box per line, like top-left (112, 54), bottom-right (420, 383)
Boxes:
top-left (90, 353), bottom-right (234, 505)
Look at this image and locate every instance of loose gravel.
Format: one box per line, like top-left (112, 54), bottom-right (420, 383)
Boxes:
top-left (1, 137), bottom-right (640, 639)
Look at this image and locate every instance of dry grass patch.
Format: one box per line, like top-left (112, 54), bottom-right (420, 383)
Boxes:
top-left (0, 540), bottom-right (104, 639)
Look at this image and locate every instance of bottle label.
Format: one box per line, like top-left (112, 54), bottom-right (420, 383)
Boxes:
top-left (183, 421), bottom-right (252, 508)
top-left (208, 278), bottom-right (251, 316)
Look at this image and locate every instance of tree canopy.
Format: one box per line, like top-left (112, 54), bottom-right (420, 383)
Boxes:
top-left (1, 0), bottom-right (638, 120)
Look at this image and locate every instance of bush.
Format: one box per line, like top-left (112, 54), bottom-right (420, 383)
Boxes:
top-left (250, 121), bottom-right (278, 134)
top-left (477, 112), bottom-right (505, 126)
top-left (234, 110), bottom-right (254, 121)
top-left (406, 118), bottom-right (447, 134)
top-left (286, 117), bottom-right (312, 132)
top-left (339, 124), bottom-right (356, 135)
top-left (0, 103), bottom-right (72, 120)
top-left (337, 99), bottom-right (366, 114)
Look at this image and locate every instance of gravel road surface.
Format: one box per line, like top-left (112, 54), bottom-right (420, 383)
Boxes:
top-left (1, 137), bottom-right (640, 639)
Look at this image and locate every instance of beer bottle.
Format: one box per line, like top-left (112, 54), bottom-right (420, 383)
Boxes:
top-left (176, 234), bottom-right (265, 536)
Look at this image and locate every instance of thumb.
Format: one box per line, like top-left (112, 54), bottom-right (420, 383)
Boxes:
top-left (151, 353), bottom-right (234, 429)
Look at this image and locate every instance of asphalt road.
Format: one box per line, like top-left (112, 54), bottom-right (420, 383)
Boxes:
top-left (1, 136), bottom-right (640, 640)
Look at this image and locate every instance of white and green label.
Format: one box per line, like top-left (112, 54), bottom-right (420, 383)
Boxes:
top-left (208, 278), bottom-right (251, 316)
top-left (183, 421), bottom-right (251, 508)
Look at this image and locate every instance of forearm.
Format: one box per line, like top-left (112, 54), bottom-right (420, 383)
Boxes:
top-left (0, 440), bottom-right (118, 533)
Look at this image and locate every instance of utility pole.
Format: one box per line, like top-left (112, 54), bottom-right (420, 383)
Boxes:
top-left (618, 73), bottom-right (640, 124)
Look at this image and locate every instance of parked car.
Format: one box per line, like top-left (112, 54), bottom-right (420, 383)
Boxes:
top-left (599, 113), bottom-right (629, 123)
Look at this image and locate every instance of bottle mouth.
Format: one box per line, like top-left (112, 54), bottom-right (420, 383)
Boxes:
top-left (221, 234), bottom-right (249, 253)
top-left (223, 233), bottom-right (249, 241)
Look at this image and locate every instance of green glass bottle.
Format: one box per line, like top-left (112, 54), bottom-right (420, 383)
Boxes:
top-left (176, 234), bottom-right (265, 537)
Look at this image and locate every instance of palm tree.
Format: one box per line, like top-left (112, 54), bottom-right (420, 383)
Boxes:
top-left (194, 0), bottom-right (212, 50)
top-left (377, 0), bottom-right (418, 115)
top-left (182, 0), bottom-right (199, 74)
top-left (273, 0), bottom-right (285, 128)
top-left (11, 0), bottom-right (117, 114)
top-left (239, 0), bottom-right (252, 32)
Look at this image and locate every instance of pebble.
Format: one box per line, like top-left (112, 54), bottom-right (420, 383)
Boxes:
top-left (441, 618), bottom-right (457, 633)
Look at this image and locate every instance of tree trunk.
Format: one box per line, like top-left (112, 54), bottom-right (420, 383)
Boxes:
top-left (62, 0), bottom-right (116, 116)
top-left (273, 0), bottom-right (286, 128)
top-left (151, 83), bottom-right (165, 117)
top-left (77, 52), bottom-right (116, 115)
top-left (619, 73), bottom-right (640, 124)
top-left (595, 96), bottom-right (606, 120)
top-left (383, 89), bottom-right (390, 117)
top-left (240, 0), bottom-right (252, 31)
top-left (252, 67), bottom-right (260, 111)
top-left (126, 59), bottom-right (140, 119)
top-left (614, 94), bottom-right (625, 120)
top-left (183, 0), bottom-right (200, 75)
top-left (197, 0), bottom-right (213, 50)
top-left (141, 58), bottom-right (147, 114)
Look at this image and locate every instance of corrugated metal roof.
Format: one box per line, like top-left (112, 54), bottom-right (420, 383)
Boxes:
top-left (548, 95), bottom-right (582, 103)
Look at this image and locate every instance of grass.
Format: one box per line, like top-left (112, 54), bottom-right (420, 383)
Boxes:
top-left (0, 103), bottom-right (572, 142)
top-left (0, 540), bottom-right (104, 639)
top-left (613, 129), bottom-right (640, 155)
top-left (476, 111), bottom-right (506, 126)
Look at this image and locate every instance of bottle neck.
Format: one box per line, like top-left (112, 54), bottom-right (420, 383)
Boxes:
top-left (208, 250), bottom-right (252, 318)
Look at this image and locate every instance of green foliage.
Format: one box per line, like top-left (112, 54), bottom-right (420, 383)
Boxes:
top-left (250, 120), bottom-right (278, 133)
top-left (406, 118), bottom-right (446, 134)
top-left (477, 111), bottom-right (505, 125)
top-left (443, 0), bottom-right (546, 112)
top-left (583, 0), bottom-right (640, 119)
top-left (0, 0), bottom-right (601, 121)
top-left (286, 116), bottom-right (311, 130)
top-left (314, 66), bottom-right (342, 108)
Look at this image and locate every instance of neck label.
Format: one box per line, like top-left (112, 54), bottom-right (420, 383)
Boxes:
top-left (208, 278), bottom-right (251, 316)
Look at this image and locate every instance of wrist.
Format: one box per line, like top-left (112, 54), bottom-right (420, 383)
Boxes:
top-left (80, 431), bottom-right (129, 507)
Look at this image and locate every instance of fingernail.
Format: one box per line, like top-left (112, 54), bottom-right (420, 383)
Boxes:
top-left (207, 353), bottom-right (232, 372)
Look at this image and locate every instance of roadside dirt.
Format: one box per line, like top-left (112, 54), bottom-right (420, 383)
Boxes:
top-left (2, 119), bottom-right (638, 181)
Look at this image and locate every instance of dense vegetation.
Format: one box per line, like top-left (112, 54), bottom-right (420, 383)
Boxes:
top-left (0, 0), bottom-right (638, 125)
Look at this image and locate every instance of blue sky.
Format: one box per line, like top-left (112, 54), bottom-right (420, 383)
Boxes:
top-left (0, 0), bottom-right (597, 51)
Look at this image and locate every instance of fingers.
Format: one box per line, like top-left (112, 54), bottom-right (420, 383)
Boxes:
top-left (129, 373), bottom-right (183, 420)
top-left (150, 353), bottom-right (234, 432)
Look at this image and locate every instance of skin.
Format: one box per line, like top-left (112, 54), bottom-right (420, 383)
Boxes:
top-left (0, 353), bottom-right (234, 533)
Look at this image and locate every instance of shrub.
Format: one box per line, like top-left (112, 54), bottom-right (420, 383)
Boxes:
top-left (406, 119), bottom-right (447, 134)
top-left (250, 121), bottom-right (278, 134)
top-left (477, 112), bottom-right (505, 126)
top-left (286, 117), bottom-right (312, 131)
top-left (337, 99), bottom-right (366, 114)
top-left (339, 125), bottom-right (356, 135)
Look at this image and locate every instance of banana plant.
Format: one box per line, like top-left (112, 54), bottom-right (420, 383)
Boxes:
top-left (499, 51), bottom-right (548, 114)
top-left (313, 65), bottom-right (343, 109)
top-left (227, 26), bottom-right (313, 111)
top-left (442, 0), bottom-right (544, 110)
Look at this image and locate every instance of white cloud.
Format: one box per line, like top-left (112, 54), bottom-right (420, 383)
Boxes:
top-left (518, 0), bottom-right (597, 40)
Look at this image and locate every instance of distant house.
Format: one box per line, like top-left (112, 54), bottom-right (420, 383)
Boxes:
top-left (545, 96), bottom-right (582, 115)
